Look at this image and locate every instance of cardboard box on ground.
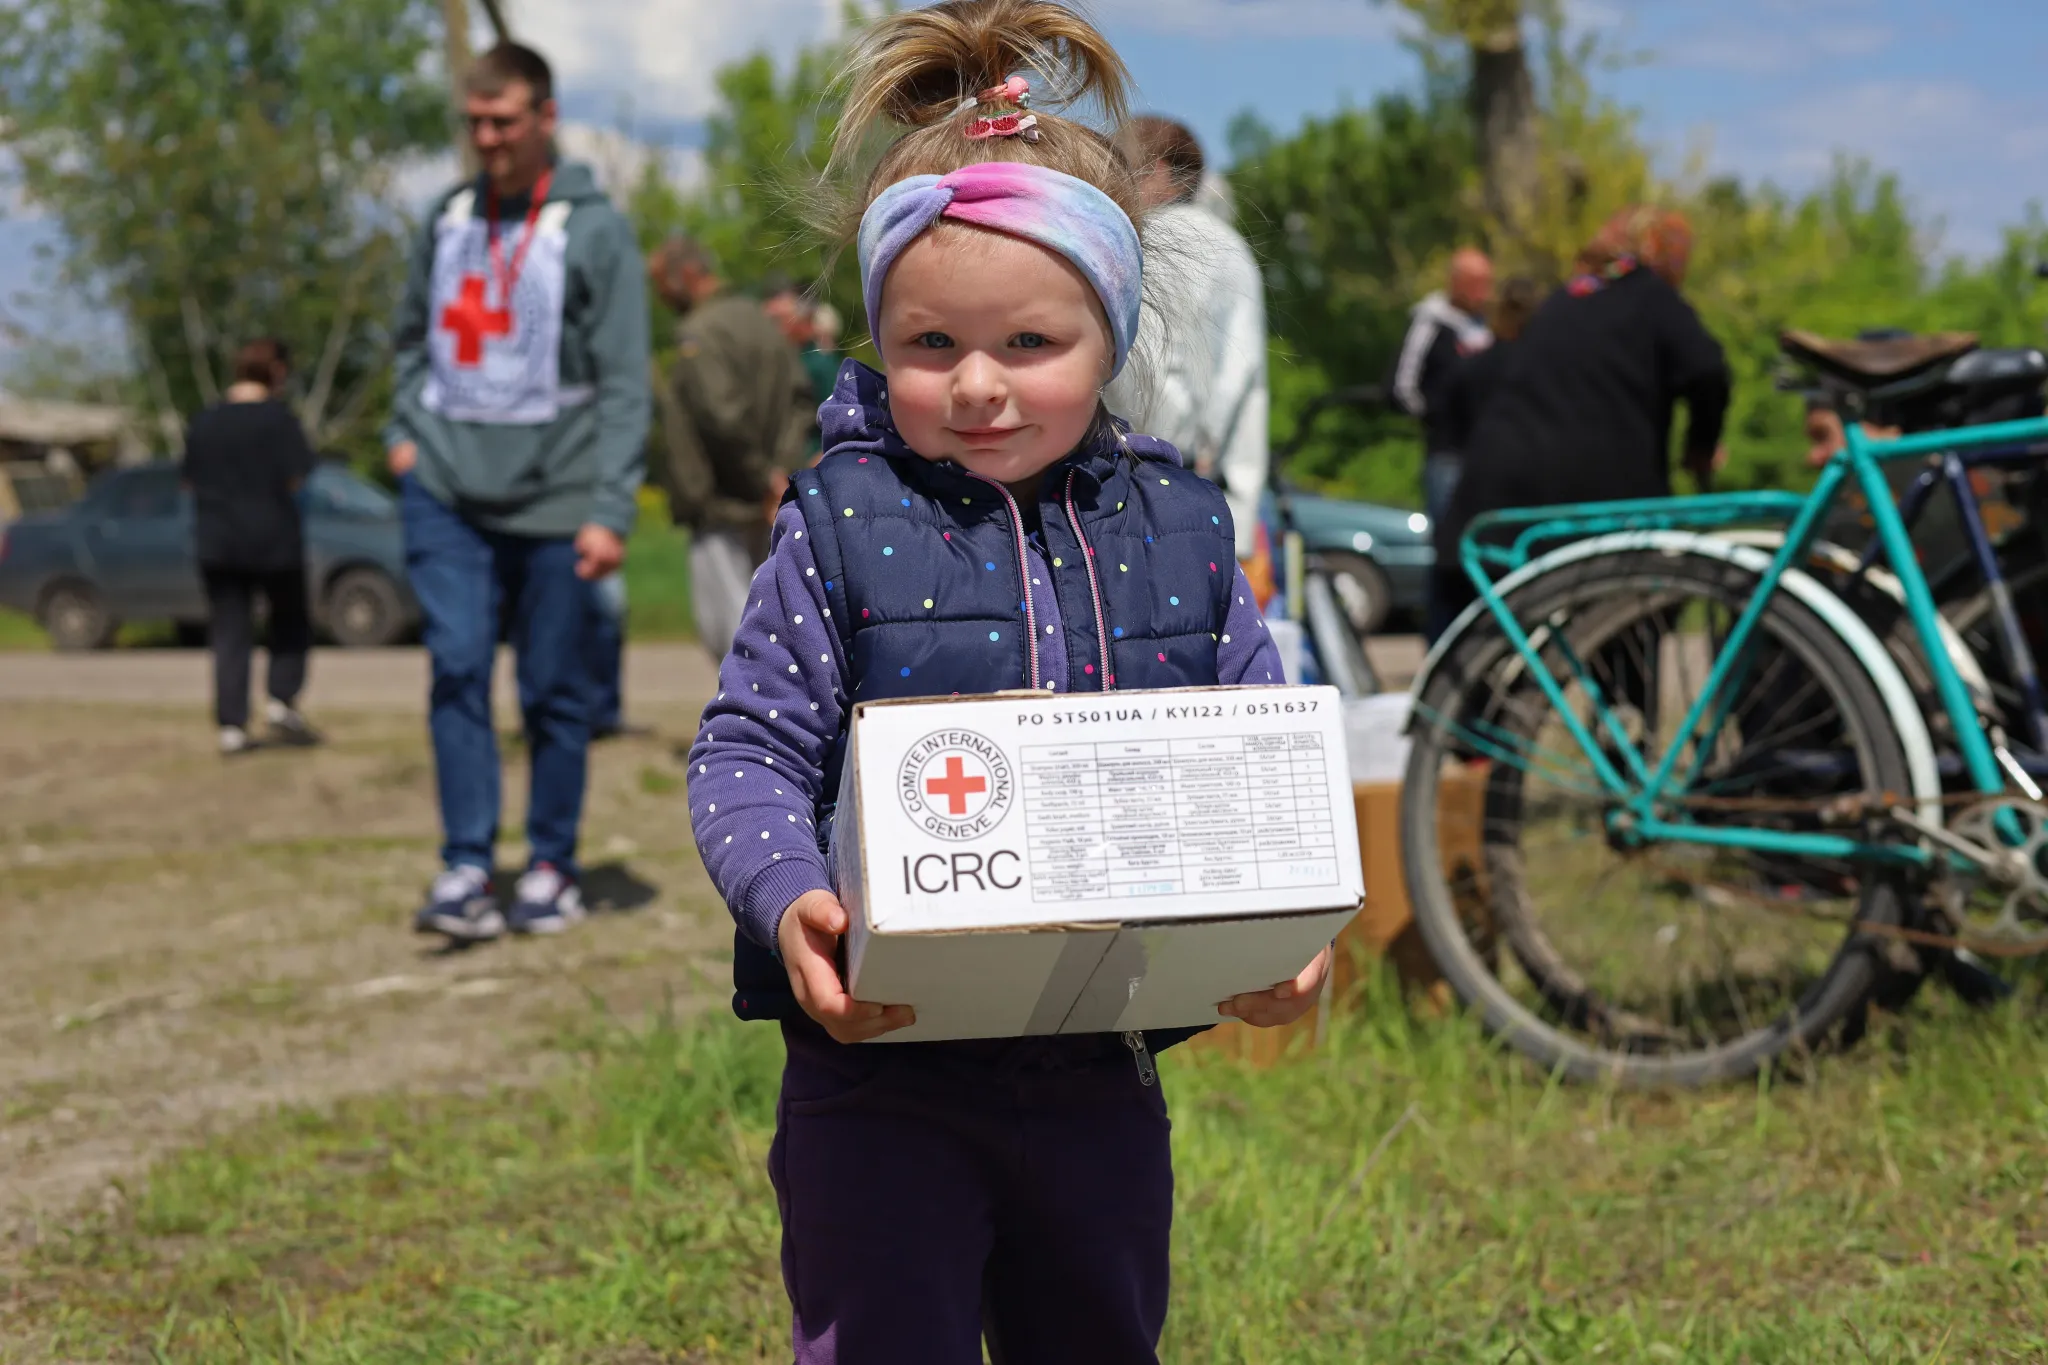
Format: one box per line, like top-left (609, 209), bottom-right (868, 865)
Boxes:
top-left (830, 684), bottom-right (1365, 1043)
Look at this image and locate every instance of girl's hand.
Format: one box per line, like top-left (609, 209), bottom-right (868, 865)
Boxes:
top-left (778, 889), bottom-right (916, 1044)
top-left (1218, 946), bottom-right (1333, 1029)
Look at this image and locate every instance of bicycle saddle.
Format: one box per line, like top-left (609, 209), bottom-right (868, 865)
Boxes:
top-left (1779, 328), bottom-right (1979, 387)
top-left (1944, 346), bottom-right (2048, 388)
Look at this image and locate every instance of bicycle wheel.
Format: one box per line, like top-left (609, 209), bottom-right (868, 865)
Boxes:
top-left (1303, 569), bottom-right (1379, 697)
top-left (1401, 548), bottom-right (1916, 1086)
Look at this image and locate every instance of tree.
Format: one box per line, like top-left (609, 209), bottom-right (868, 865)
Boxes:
top-left (628, 14), bottom-right (868, 356)
top-left (1234, 15), bottom-right (2046, 503)
top-left (0, 0), bottom-right (447, 457)
top-left (1226, 92), bottom-right (1475, 505)
top-left (1387, 0), bottom-right (1547, 239)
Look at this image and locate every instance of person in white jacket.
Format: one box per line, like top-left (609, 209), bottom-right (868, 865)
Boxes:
top-left (1107, 116), bottom-right (1268, 561)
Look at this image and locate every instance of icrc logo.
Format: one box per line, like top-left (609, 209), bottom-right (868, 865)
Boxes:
top-left (897, 729), bottom-right (1015, 842)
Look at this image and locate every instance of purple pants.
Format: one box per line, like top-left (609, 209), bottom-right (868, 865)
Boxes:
top-left (770, 1019), bottom-right (1173, 1364)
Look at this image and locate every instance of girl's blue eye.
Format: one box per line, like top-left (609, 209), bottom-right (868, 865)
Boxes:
top-left (916, 331), bottom-right (953, 349)
top-left (1012, 332), bottom-right (1049, 350)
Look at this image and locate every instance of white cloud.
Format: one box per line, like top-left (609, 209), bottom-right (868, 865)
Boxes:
top-left (1089, 0), bottom-right (1406, 40)
top-left (556, 122), bottom-right (706, 199)
top-left (504, 0), bottom-right (1406, 119)
top-left (505, 0), bottom-right (844, 122)
top-left (1674, 19), bottom-right (1893, 74)
top-left (1703, 78), bottom-right (2048, 256)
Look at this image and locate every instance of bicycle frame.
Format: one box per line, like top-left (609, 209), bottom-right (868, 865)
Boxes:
top-left (1857, 444), bottom-right (2048, 750)
top-left (1454, 413), bottom-right (2048, 865)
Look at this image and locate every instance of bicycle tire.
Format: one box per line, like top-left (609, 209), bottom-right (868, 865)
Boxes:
top-left (1400, 548), bottom-right (1915, 1086)
top-left (1303, 570), bottom-right (1378, 697)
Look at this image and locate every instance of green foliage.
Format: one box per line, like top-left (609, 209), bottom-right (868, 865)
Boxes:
top-left (1231, 41), bottom-right (2048, 504)
top-left (0, 0), bottom-right (447, 459)
top-left (21, 994), bottom-right (2048, 1359)
top-left (1228, 93), bottom-right (1475, 396)
top-left (627, 11), bottom-right (868, 353)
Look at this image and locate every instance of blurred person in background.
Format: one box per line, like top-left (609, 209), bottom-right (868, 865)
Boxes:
top-left (1105, 115), bottom-right (1269, 560)
top-left (181, 337), bottom-right (322, 756)
top-left (1432, 206), bottom-right (1730, 628)
top-left (646, 234), bottom-right (814, 660)
top-left (1393, 247), bottom-right (1494, 542)
top-left (1428, 275), bottom-right (1541, 640)
top-left (805, 302), bottom-right (845, 405)
top-left (386, 41), bottom-right (650, 942)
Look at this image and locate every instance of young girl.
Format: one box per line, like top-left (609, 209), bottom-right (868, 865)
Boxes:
top-left (687, 3), bottom-right (1331, 1358)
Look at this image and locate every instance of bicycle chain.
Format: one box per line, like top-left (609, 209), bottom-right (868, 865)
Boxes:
top-left (1632, 792), bottom-right (2048, 958)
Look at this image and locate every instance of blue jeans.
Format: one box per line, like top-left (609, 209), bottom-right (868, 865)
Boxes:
top-left (586, 571), bottom-right (626, 733)
top-left (401, 477), bottom-right (592, 877)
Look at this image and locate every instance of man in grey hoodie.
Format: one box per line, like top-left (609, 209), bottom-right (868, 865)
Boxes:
top-left (385, 42), bottom-right (650, 942)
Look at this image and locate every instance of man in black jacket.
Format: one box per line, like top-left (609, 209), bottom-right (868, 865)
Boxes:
top-left (1393, 247), bottom-right (1494, 531)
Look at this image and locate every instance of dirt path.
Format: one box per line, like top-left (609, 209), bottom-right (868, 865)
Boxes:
top-left (0, 638), bottom-right (1423, 1261)
top-left (0, 655), bottom-right (731, 1257)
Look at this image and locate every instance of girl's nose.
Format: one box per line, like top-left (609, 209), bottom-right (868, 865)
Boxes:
top-left (951, 351), bottom-right (1008, 409)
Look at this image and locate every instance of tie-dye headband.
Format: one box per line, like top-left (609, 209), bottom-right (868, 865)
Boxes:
top-left (857, 161), bottom-right (1143, 378)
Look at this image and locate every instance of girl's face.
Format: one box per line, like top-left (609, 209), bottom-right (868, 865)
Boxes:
top-left (876, 225), bottom-right (1114, 496)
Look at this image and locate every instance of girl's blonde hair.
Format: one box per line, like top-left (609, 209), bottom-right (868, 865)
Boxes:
top-left (830, 0), bottom-right (1141, 228)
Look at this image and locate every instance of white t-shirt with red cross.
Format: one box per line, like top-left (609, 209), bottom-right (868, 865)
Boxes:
top-left (420, 188), bottom-right (589, 425)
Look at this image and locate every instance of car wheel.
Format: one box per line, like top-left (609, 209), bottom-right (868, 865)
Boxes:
top-left (41, 582), bottom-right (117, 651)
top-left (1313, 551), bottom-right (1392, 637)
top-left (325, 568), bottom-right (406, 648)
top-left (174, 620), bottom-right (210, 648)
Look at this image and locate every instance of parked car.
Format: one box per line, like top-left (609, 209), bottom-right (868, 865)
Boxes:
top-left (1258, 385), bottom-right (1439, 638)
top-left (1283, 489), bottom-right (1433, 636)
top-left (0, 460), bottom-right (417, 651)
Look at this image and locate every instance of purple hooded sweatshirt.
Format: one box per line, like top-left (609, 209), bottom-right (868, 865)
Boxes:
top-left (687, 363), bottom-right (1288, 953)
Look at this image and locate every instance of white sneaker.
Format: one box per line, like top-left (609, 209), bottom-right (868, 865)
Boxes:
top-left (265, 700), bottom-right (323, 747)
top-left (219, 726), bottom-right (253, 756)
top-left (413, 865), bottom-right (504, 941)
top-left (507, 863), bottom-right (585, 935)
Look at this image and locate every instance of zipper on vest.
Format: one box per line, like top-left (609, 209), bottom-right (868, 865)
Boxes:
top-left (1123, 1030), bottom-right (1157, 1087)
top-left (1063, 470), bottom-right (1114, 690)
top-left (963, 470), bottom-right (1041, 690)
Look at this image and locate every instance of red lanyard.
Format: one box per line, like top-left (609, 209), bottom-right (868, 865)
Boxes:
top-left (485, 167), bottom-right (553, 306)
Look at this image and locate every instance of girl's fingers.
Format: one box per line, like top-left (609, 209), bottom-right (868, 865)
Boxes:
top-left (791, 890), bottom-right (848, 936)
top-left (1296, 947), bottom-right (1333, 994)
top-left (824, 1004), bottom-right (916, 1045)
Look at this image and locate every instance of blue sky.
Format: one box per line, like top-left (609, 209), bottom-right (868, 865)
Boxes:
top-left (4, 0), bottom-right (2044, 367)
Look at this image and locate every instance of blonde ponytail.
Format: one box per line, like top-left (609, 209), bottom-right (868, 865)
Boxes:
top-left (827, 0), bottom-right (1142, 228)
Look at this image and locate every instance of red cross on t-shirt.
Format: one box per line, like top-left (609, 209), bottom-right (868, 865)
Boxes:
top-left (924, 756), bottom-right (988, 816)
top-left (439, 274), bottom-right (512, 367)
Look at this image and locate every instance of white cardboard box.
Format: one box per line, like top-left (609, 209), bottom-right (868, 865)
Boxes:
top-left (830, 684), bottom-right (1365, 1042)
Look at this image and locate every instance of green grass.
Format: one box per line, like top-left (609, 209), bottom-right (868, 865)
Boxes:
top-left (15, 988), bottom-right (2048, 1363)
top-left (621, 508), bottom-right (695, 642)
top-left (0, 607), bottom-right (48, 649)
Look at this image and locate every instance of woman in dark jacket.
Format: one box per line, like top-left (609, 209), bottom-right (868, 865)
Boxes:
top-left (1431, 207), bottom-right (1731, 629)
top-left (181, 338), bottom-right (322, 755)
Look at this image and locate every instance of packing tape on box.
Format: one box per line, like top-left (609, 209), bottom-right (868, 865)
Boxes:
top-left (1019, 928), bottom-right (1159, 1035)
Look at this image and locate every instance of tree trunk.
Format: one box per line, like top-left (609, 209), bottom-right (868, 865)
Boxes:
top-left (441, 0), bottom-right (476, 174)
top-left (1468, 17), bottom-right (1540, 239)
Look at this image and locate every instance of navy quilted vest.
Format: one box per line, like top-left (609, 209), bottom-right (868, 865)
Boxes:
top-left (730, 424), bottom-right (1239, 1031)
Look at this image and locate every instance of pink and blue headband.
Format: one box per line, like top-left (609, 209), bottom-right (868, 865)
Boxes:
top-left (856, 161), bottom-right (1143, 378)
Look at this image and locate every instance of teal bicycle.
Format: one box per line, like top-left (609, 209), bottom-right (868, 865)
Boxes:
top-left (1399, 414), bottom-right (2048, 1085)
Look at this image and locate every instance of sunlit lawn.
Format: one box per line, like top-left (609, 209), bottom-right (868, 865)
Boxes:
top-left (14, 981), bottom-right (2048, 1363)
